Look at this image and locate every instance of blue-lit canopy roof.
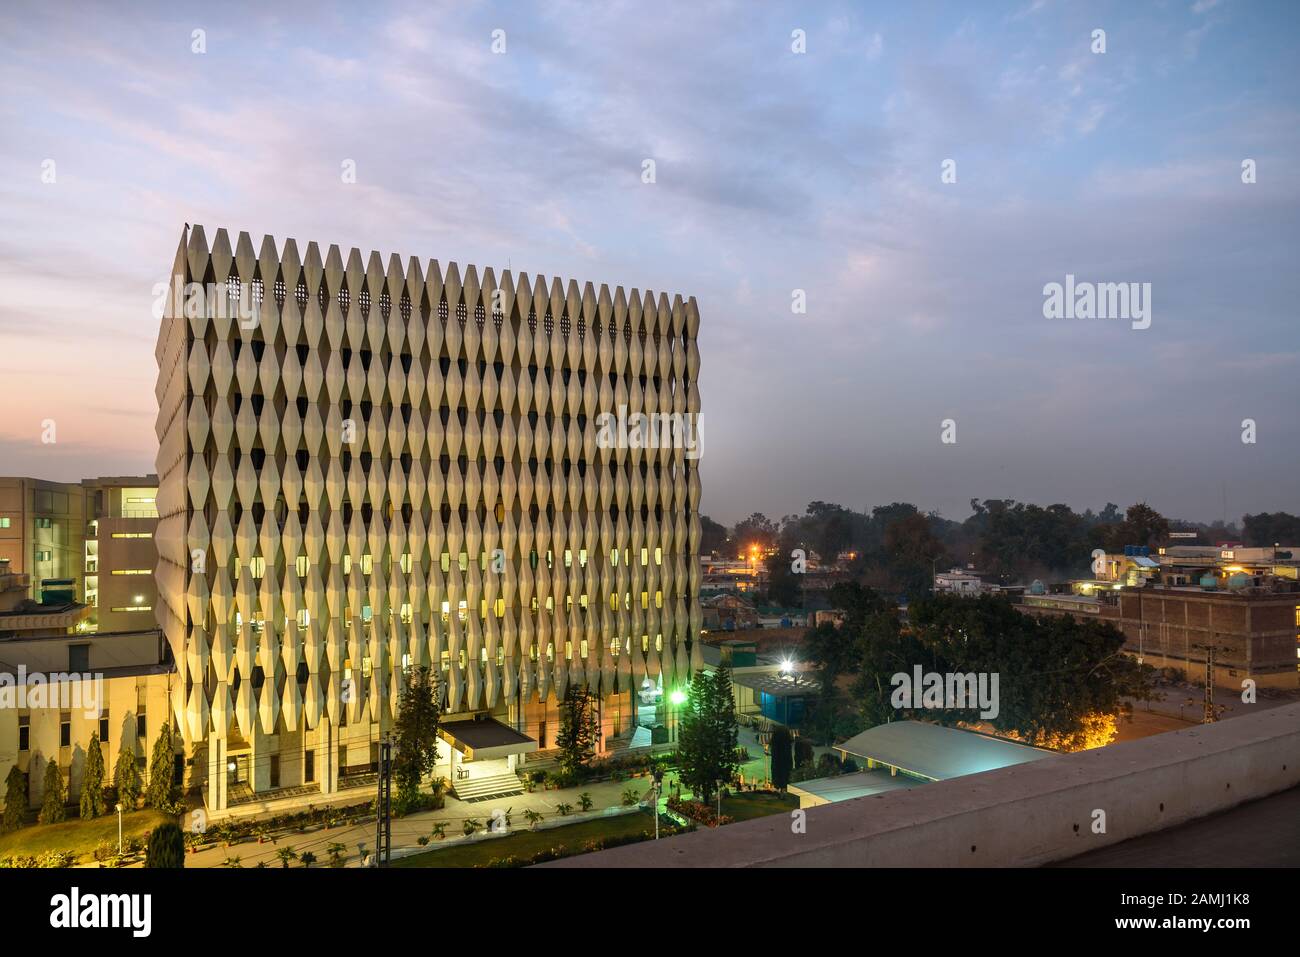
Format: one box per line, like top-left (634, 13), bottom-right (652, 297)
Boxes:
top-left (834, 721), bottom-right (1053, 782)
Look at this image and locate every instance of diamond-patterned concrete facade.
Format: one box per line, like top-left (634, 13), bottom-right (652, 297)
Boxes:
top-left (155, 226), bottom-right (702, 810)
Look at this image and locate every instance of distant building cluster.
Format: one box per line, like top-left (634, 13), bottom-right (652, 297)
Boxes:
top-left (1011, 541), bottom-right (1300, 690)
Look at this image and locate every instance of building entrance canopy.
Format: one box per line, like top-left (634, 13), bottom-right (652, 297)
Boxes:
top-left (439, 717), bottom-right (538, 761)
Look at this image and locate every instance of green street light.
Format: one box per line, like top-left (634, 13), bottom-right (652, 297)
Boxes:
top-left (669, 688), bottom-right (687, 706)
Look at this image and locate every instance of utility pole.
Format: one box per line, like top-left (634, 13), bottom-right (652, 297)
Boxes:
top-left (375, 735), bottom-right (392, 866)
top-left (652, 767), bottom-right (663, 840)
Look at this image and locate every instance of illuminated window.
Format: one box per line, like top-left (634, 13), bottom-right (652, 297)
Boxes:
top-left (249, 556), bottom-right (266, 578)
top-left (399, 553), bottom-right (412, 574)
top-left (296, 555), bottom-right (309, 577)
top-left (297, 609), bottom-right (310, 629)
top-left (641, 548), bottom-right (649, 566)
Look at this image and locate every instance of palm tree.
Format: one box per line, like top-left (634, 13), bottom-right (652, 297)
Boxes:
top-left (299, 851), bottom-right (317, 868)
top-left (276, 846), bottom-right (298, 868)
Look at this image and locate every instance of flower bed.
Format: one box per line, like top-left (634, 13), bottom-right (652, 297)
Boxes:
top-left (665, 797), bottom-right (733, 828)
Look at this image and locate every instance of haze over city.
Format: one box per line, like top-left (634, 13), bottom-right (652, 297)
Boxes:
top-left (2, 0), bottom-right (1297, 523)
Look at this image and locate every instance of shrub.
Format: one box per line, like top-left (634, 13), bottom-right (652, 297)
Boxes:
top-left (555, 803), bottom-right (573, 816)
top-left (2, 766), bottom-right (27, 833)
top-left (145, 723), bottom-right (178, 810)
top-left (145, 822), bottom-right (185, 868)
top-left (113, 743), bottom-right (142, 809)
top-left (578, 792), bottom-right (593, 812)
top-left (666, 796), bottom-right (733, 828)
top-left (80, 733), bottom-right (107, 819)
top-left (38, 761), bottom-right (66, 824)
top-left (621, 787), bottom-right (641, 807)
top-left (463, 818), bottom-right (483, 836)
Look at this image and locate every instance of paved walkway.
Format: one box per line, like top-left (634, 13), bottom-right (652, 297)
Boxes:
top-left (186, 772), bottom-right (660, 867)
top-left (186, 727), bottom-right (805, 868)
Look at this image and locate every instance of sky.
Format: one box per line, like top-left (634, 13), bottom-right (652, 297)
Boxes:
top-left (0, 0), bottom-right (1297, 528)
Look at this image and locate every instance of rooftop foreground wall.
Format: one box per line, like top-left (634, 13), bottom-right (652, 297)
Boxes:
top-left (545, 703), bottom-right (1300, 867)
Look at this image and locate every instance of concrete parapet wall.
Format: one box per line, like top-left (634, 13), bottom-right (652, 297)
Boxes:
top-left (544, 703), bottom-right (1300, 867)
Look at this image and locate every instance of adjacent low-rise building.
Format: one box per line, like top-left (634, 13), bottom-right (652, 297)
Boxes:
top-left (1019, 578), bottom-right (1300, 690)
top-left (0, 474), bottom-right (160, 632)
top-left (0, 558), bottom-right (176, 811)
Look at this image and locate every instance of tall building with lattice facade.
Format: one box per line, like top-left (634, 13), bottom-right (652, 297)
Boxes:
top-left (155, 226), bottom-right (702, 812)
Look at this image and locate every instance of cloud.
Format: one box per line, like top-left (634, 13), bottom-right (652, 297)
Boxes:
top-left (0, 0), bottom-right (1295, 522)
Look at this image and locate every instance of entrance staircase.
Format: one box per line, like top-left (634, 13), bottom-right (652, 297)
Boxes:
top-left (451, 771), bottom-right (525, 803)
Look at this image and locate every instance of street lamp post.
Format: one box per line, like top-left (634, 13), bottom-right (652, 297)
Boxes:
top-left (115, 803), bottom-right (124, 856)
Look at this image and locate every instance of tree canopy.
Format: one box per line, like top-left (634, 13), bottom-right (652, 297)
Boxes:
top-left (677, 668), bottom-right (740, 803)
top-left (804, 583), bottom-right (1155, 751)
top-left (393, 666), bottom-right (442, 806)
top-left (556, 685), bottom-right (600, 777)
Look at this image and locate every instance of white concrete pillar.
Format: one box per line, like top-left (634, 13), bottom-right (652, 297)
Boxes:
top-left (319, 721), bottom-right (337, 796)
top-left (206, 731), bottom-right (227, 811)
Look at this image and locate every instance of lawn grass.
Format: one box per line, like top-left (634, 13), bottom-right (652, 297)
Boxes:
top-left (392, 810), bottom-right (658, 868)
top-left (720, 791), bottom-right (800, 822)
top-left (0, 808), bottom-right (171, 862)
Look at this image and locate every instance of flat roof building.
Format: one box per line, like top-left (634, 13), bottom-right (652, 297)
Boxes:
top-left (155, 226), bottom-right (702, 813)
top-left (834, 720), bottom-right (1053, 783)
